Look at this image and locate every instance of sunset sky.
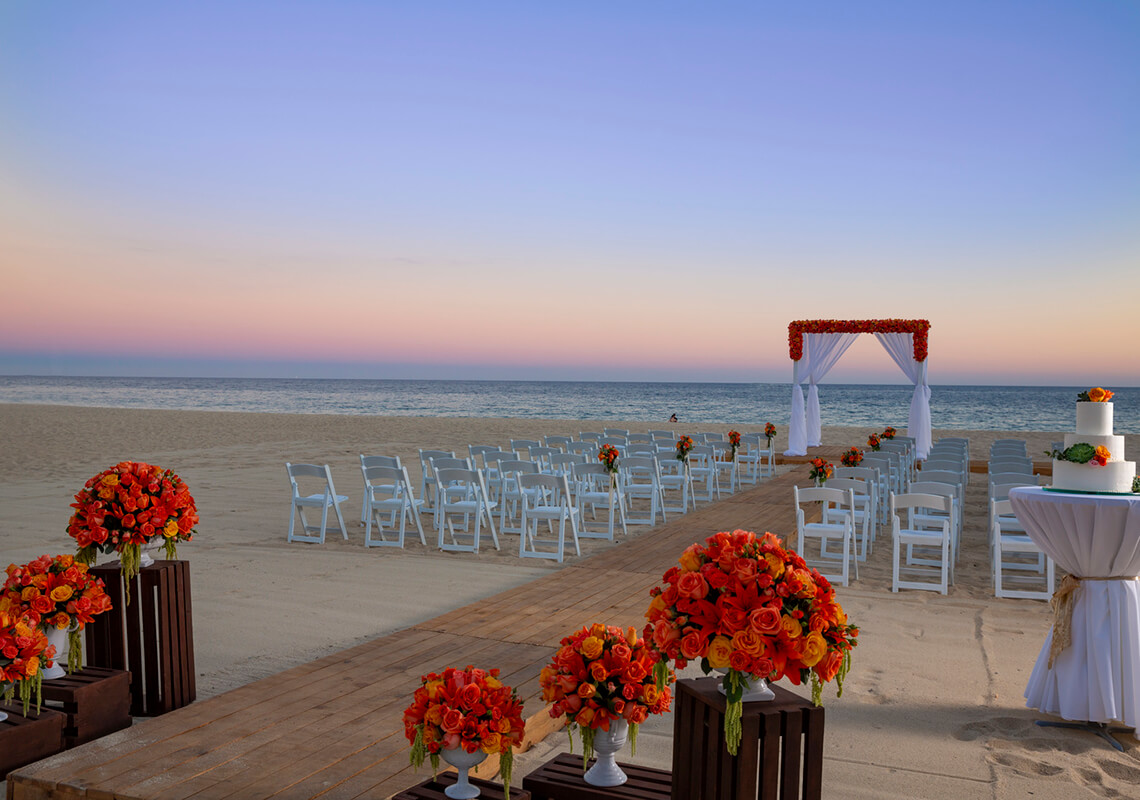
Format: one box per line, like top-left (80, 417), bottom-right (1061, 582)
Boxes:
top-left (2, 1), bottom-right (1137, 385)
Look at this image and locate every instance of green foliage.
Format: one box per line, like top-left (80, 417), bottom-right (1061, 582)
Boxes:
top-left (1063, 443), bottom-right (1096, 464)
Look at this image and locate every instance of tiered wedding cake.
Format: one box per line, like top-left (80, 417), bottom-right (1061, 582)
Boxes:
top-left (1051, 389), bottom-right (1136, 493)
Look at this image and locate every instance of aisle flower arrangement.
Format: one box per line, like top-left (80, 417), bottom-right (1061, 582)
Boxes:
top-left (881, 427), bottom-right (897, 440)
top-left (764, 423), bottom-right (777, 446)
top-left (866, 434), bottom-right (881, 452)
top-left (0, 610), bottom-right (53, 716)
top-left (403, 665), bottom-right (526, 797)
top-left (727, 430), bottom-right (742, 461)
top-left (840, 448), bottom-right (863, 468)
top-left (675, 436), bottom-right (694, 462)
top-left (808, 458), bottom-right (834, 485)
top-left (67, 461), bottom-right (199, 584)
top-left (1, 555), bottom-right (113, 673)
top-left (644, 530), bottom-right (859, 755)
top-left (1078, 387), bottom-right (1114, 402)
top-left (540, 623), bottom-right (674, 768)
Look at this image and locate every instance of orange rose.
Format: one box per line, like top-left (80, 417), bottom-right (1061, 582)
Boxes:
top-left (731, 628), bottom-right (763, 657)
top-left (675, 571), bottom-right (708, 600)
top-left (707, 635), bottom-right (733, 669)
top-left (1088, 387), bottom-right (1107, 402)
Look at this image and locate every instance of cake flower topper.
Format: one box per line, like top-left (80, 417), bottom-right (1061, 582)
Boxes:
top-left (1078, 387), bottom-right (1114, 402)
top-left (1048, 443), bottom-right (1111, 466)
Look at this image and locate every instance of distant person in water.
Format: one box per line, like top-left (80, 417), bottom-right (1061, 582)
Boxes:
top-left (669, 413), bottom-right (678, 423)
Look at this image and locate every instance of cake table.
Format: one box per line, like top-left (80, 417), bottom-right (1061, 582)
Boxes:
top-left (1008, 486), bottom-right (1140, 746)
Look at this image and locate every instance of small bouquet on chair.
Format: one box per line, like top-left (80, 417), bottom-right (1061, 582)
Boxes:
top-left (840, 448), bottom-right (863, 468)
top-left (808, 458), bottom-right (834, 486)
top-left (881, 427), bottom-right (897, 440)
top-left (404, 665), bottom-right (526, 799)
top-left (727, 430), bottom-right (742, 461)
top-left (598, 444), bottom-right (621, 488)
top-left (675, 436), bottom-right (694, 462)
top-left (540, 624), bottom-right (674, 779)
top-left (67, 461), bottom-right (199, 586)
top-left (866, 434), bottom-right (881, 452)
top-left (764, 423), bottom-right (777, 447)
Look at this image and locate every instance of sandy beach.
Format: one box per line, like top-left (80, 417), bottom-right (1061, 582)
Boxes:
top-left (2, 403), bottom-right (1138, 798)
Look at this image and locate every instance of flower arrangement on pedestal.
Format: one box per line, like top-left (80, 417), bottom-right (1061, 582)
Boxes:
top-left (881, 427), bottom-right (897, 440)
top-left (675, 436), bottom-right (694, 462)
top-left (840, 448), bottom-right (863, 468)
top-left (67, 461), bottom-right (199, 584)
top-left (403, 665), bottom-right (526, 798)
top-left (1, 555), bottom-right (113, 674)
top-left (1078, 387), bottom-right (1114, 402)
top-left (764, 423), bottom-right (777, 447)
top-left (644, 530), bottom-right (858, 755)
top-left (539, 624), bottom-right (674, 770)
top-left (808, 458), bottom-right (834, 486)
top-left (727, 430), bottom-right (742, 461)
top-left (866, 434), bottom-right (881, 452)
top-left (0, 610), bottom-right (53, 716)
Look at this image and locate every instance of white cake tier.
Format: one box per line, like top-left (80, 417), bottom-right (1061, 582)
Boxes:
top-left (1052, 460), bottom-right (1136, 493)
top-left (1062, 434), bottom-right (1126, 462)
top-left (1076, 402), bottom-right (1113, 436)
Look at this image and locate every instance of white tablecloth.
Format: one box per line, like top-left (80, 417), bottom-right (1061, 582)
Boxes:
top-left (1008, 486), bottom-right (1140, 729)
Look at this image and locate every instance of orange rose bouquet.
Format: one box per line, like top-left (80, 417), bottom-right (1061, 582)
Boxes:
top-left (644, 530), bottom-right (858, 754)
top-left (866, 434), bottom-right (881, 451)
top-left (808, 458), bottom-right (834, 485)
top-left (881, 427), bottom-right (897, 440)
top-left (727, 430), bottom-right (742, 460)
top-left (0, 610), bottom-right (54, 716)
top-left (403, 665), bottom-right (525, 796)
top-left (763, 423), bottom-right (777, 446)
top-left (2, 555), bottom-right (113, 674)
top-left (598, 444), bottom-right (620, 474)
top-left (1078, 387), bottom-right (1114, 402)
top-left (68, 462), bottom-right (198, 584)
top-left (840, 448), bottom-right (863, 468)
top-left (540, 624), bottom-right (674, 768)
top-left (675, 436), bottom-right (694, 462)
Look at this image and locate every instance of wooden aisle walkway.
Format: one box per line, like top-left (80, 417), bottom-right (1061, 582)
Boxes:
top-left (9, 468), bottom-right (810, 800)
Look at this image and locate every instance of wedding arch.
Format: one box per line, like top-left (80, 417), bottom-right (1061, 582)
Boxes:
top-left (784, 319), bottom-right (932, 459)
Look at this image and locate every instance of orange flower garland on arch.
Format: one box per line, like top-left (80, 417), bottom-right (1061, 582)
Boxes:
top-left (788, 320), bottom-right (930, 362)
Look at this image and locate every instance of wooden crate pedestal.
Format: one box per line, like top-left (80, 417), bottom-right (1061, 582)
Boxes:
top-left (392, 772), bottom-right (529, 800)
top-left (85, 559), bottom-right (196, 716)
top-left (671, 677), bottom-right (824, 800)
top-left (522, 753), bottom-right (672, 799)
top-left (42, 666), bottom-right (132, 747)
top-left (0, 705), bottom-right (65, 779)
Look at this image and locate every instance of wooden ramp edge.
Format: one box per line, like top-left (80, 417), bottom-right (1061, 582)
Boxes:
top-left (8, 468), bottom-right (809, 800)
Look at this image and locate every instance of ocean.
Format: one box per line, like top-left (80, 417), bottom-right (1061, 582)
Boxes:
top-left (0, 376), bottom-right (1137, 434)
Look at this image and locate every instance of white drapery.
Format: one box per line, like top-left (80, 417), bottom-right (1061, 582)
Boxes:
top-left (874, 332), bottom-right (932, 459)
top-left (784, 330), bottom-right (932, 458)
top-left (785, 332), bottom-right (858, 456)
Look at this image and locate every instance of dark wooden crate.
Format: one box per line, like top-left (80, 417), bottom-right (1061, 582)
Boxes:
top-left (392, 771), bottom-right (530, 800)
top-left (671, 678), bottom-right (824, 800)
top-left (523, 752), bottom-right (672, 800)
top-left (85, 559), bottom-right (196, 716)
top-left (41, 666), bottom-right (132, 747)
top-left (0, 704), bottom-right (65, 779)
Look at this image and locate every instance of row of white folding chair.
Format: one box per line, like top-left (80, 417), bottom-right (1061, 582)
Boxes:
top-left (990, 498), bottom-right (1054, 599)
top-left (991, 438), bottom-right (1027, 457)
top-left (794, 485), bottom-right (858, 587)
top-left (988, 476), bottom-right (1038, 530)
top-left (737, 434), bottom-right (776, 485)
top-left (915, 470), bottom-right (965, 557)
top-left (880, 439), bottom-right (916, 483)
top-left (833, 466), bottom-right (883, 538)
top-left (936, 437), bottom-right (970, 464)
top-left (891, 492), bottom-right (954, 595)
top-left (821, 478), bottom-right (874, 560)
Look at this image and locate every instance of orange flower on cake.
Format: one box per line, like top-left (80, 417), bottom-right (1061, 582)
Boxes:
top-left (403, 665), bottom-right (526, 797)
top-left (540, 623), bottom-right (674, 769)
top-left (644, 530), bottom-right (858, 755)
top-left (67, 462), bottom-right (198, 584)
top-left (1092, 446), bottom-right (1111, 467)
top-left (2, 555), bottom-right (113, 674)
top-left (0, 609), bottom-right (54, 716)
top-left (1080, 387), bottom-right (1114, 403)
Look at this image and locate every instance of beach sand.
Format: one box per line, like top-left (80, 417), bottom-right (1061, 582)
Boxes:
top-left (1, 404), bottom-right (1138, 798)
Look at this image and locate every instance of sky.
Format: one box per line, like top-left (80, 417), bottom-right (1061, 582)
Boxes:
top-left (1, 1), bottom-right (1137, 385)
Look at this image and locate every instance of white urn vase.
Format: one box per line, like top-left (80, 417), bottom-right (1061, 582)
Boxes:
top-left (715, 668), bottom-right (775, 702)
top-left (41, 624), bottom-right (70, 680)
top-left (584, 718), bottom-right (629, 787)
top-left (440, 746), bottom-right (487, 799)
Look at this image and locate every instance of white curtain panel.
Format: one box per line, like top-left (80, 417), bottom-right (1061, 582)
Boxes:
top-left (874, 331), bottom-right (932, 459)
top-left (805, 332), bottom-right (858, 447)
top-left (786, 361), bottom-right (807, 456)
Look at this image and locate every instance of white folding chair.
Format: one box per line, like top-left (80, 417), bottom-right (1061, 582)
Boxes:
top-left (688, 445), bottom-right (719, 504)
top-left (362, 464), bottom-right (426, 548)
top-left (518, 472), bottom-right (580, 562)
top-left (359, 455), bottom-right (400, 524)
top-left (286, 463), bottom-right (349, 544)
top-left (891, 492), bottom-right (953, 594)
top-left (497, 459), bottom-right (541, 535)
top-left (510, 439), bottom-right (542, 460)
top-left (434, 467), bottom-right (498, 552)
top-left (991, 498), bottom-right (1054, 600)
top-left (603, 428), bottom-right (630, 440)
top-left (545, 435), bottom-right (574, 452)
top-left (656, 452), bottom-right (693, 514)
top-left (620, 455), bottom-right (667, 527)
top-left (572, 462), bottom-right (627, 540)
top-left (418, 449), bottom-right (455, 510)
top-left (907, 479), bottom-right (961, 565)
top-left (794, 485), bottom-right (857, 586)
top-left (824, 477), bottom-right (873, 560)
top-left (711, 442), bottom-right (738, 495)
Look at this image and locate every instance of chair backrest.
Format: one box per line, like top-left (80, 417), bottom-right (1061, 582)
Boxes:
top-left (435, 467), bottom-right (482, 490)
top-left (991, 498), bottom-right (1014, 517)
top-left (920, 470), bottom-right (963, 487)
top-left (908, 480), bottom-right (957, 502)
top-left (627, 433), bottom-right (653, 443)
top-left (991, 480), bottom-right (1037, 501)
top-left (701, 432), bottom-right (724, 442)
top-left (989, 459), bottom-right (1032, 474)
top-left (361, 454), bottom-right (400, 470)
top-left (287, 462), bottom-right (330, 485)
top-left (363, 465), bottom-right (410, 496)
top-left (518, 471), bottom-right (571, 497)
top-left (603, 428), bottom-right (629, 439)
top-left (599, 436), bottom-right (627, 448)
top-left (892, 491), bottom-right (950, 515)
top-left (431, 456), bottom-right (472, 472)
top-left (500, 459), bottom-right (539, 477)
top-left (989, 471), bottom-right (1036, 488)
top-left (626, 442), bottom-right (658, 455)
top-left (510, 439), bottom-right (541, 458)
top-left (579, 432), bottom-right (602, 442)
top-left (835, 466), bottom-right (877, 483)
top-left (794, 485), bottom-right (852, 509)
top-left (545, 435), bottom-right (574, 451)
top-left (621, 455), bottom-right (659, 479)
top-left (528, 446), bottom-right (560, 464)
top-left (649, 430), bottom-right (675, 442)
top-left (549, 453), bottom-right (586, 476)
top-left (419, 450), bottom-right (455, 469)
top-left (827, 477), bottom-right (872, 497)
top-left (923, 460), bottom-right (965, 474)
top-left (569, 441), bottom-right (597, 458)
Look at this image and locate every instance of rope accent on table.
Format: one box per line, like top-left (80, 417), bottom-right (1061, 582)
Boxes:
top-left (1049, 574), bottom-right (1140, 668)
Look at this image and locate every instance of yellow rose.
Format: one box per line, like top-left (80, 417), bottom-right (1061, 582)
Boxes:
top-left (164, 519), bottom-right (180, 538)
top-left (484, 675), bottom-right (502, 690)
top-left (707, 635), bottom-right (733, 669)
top-left (678, 544), bottom-right (702, 573)
top-left (101, 474), bottom-right (120, 487)
top-left (1088, 387), bottom-right (1107, 402)
top-left (800, 631), bottom-right (828, 668)
top-left (780, 615), bottom-right (802, 639)
top-left (481, 732), bottom-right (502, 753)
top-left (425, 705), bottom-right (445, 725)
top-left (764, 553), bottom-right (785, 578)
top-left (580, 636), bottom-right (604, 661)
top-left (56, 555), bottom-right (74, 569)
top-left (50, 586), bottom-right (74, 603)
top-left (25, 656), bottom-right (40, 676)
